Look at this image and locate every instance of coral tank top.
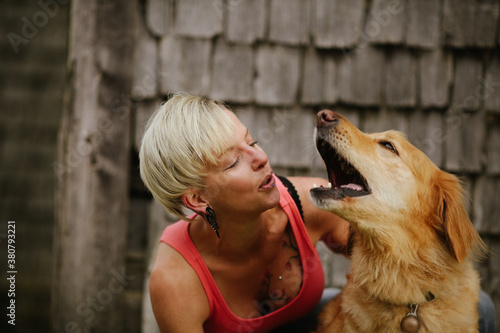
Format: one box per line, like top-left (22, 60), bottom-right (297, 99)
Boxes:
top-left (159, 175), bottom-right (325, 332)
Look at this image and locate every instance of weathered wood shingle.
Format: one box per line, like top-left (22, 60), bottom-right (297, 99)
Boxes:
top-left (443, 0), bottom-right (500, 48)
top-left (255, 45), bottom-right (301, 106)
top-left (474, 176), bottom-right (500, 234)
top-left (362, 108), bottom-right (409, 134)
top-left (302, 48), bottom-right (339, 105)
top-left (442, 0), bottom-right (473, 47)
top-left (406, 0), bottom-right (441, 48)
top-left (385, 49), bottom-right (417, 107)
top-left (313, 0), bottom-right (365, 48)
top-left (338, 46), bottom-right (384, 106)
top-left (485, 56), bottom-right (500, 113)
top-left (323, 57), bottom-right (339, 104)
top-left (225, 0), bottom-right (266, 44)
top-left (444, 110), bottom-right (485, 173)
top-left (419, 49), bottom-right (453, 108)
top-left (132, 22), bottom-right (157, 100)
top-left (269, 0), bottom-right (310, 46)
top-left (472, 0), bottom-right (499, 48)
top-left (366, 0), bottom-right (407, 45)
top-left (159, 36), bottom-right (211, 94)
top-left (486, 118), bottom-right (500, 175)
top-left (174, 0), bottom-right (222, 38)
top-left (452, 54), bottom-right (483, 112)
top-left (145, 0), bottom-right (172, 36)
top-left (210, 40), bottom-right (254, 103)
top-left (269, 108), bottom-right (316, 168)
top-left (302, 48), bottom-right (324, 105)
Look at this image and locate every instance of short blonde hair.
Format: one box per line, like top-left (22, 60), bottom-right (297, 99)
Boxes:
top-left (139, 93), bottom-right (235, 221)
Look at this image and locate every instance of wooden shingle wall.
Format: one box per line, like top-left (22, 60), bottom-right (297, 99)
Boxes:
top-left (131, 0), bottom-right (500, 330)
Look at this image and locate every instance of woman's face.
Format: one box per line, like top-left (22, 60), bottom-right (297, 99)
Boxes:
top-left (202, 110), bottom-right (280, 217)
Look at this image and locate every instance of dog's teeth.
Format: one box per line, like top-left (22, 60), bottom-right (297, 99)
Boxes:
top-left (327, 182), bottom-right (332, 188)
top-left (313, 183), bottom-right (317, 188)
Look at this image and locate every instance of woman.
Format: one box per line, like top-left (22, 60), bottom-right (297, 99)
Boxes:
top-left (139, 93), bottom-right (350, 332)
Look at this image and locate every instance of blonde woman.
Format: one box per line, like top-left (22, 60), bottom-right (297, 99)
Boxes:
top-left (139, 93), bottom-right (349, 332)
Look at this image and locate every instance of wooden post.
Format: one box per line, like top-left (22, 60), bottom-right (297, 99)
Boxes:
top-left (51, 1), bottom-right (135, 332)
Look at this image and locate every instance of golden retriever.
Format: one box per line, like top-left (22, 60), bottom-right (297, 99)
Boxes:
top-left (310, 110), bottom-right (487, 333)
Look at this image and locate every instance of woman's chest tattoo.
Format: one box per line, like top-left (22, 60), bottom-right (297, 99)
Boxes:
top-left (259, 226), bottom-right (303, 313)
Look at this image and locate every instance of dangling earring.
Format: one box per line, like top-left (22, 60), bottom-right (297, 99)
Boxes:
top-left (205, 207), bottom-right (220, 239)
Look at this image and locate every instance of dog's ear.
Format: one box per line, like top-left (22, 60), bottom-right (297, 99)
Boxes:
top-left (436, 172), bottom-right (486, 263)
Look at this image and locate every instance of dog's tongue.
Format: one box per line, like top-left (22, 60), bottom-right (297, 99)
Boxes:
top-left (340, 183), bottom-right (364, 191)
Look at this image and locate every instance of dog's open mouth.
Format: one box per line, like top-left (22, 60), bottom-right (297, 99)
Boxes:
top-left (314, 138), bottom-right (371, 200)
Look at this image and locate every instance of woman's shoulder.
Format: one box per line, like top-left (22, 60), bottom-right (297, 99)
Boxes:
top-left (149, 243), bottom-right (210, 331)
top-left (150, 242), bottom-right (202, 291)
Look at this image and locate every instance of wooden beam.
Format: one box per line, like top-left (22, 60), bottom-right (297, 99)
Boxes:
top-left (52, 1), bottom-right (135, 332)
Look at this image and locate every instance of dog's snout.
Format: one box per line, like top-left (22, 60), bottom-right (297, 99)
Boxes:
top-left (317, 110), bottom-right (339, 127)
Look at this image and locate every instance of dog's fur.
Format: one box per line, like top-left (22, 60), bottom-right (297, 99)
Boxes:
top-left (310, 111), bottom-right (487, 333)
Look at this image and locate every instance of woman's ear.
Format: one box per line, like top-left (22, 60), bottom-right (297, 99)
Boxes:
top-left (182, 190), bottom-right (208, 214)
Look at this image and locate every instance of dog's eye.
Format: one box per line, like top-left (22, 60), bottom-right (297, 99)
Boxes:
top-left (379, 141), bottom-right (398, 155)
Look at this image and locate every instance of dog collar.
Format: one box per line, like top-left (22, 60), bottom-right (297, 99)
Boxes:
top-left (400, 292), bottom-right (436, 333)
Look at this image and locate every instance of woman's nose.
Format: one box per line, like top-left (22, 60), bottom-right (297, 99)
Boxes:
top-left (251, 146), bottom-right (269, 170)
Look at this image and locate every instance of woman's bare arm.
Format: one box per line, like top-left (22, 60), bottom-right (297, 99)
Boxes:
top-left (149, 243), bottom-right (210, 333)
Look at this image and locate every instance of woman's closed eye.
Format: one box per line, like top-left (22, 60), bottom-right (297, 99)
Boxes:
top-left (224, 141), bottom-right (259, 170)
top-left (225, 158), bottom-right (240, 170)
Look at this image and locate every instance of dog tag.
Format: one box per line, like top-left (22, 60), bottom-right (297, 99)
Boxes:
top-left (401, 304), bottom-right (420, 333)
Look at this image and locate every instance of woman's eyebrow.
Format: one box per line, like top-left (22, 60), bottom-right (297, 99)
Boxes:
top-left (227, 128), bottom-right (250, 150)
top-left (218, 128), bottom-right (248, 157)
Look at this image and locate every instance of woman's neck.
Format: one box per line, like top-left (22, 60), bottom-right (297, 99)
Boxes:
top-left (192, 205), bottom-right (286, 263)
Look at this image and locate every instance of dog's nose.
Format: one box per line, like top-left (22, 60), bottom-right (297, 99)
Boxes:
top-left (317, 110), bottom-right (339, 127)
